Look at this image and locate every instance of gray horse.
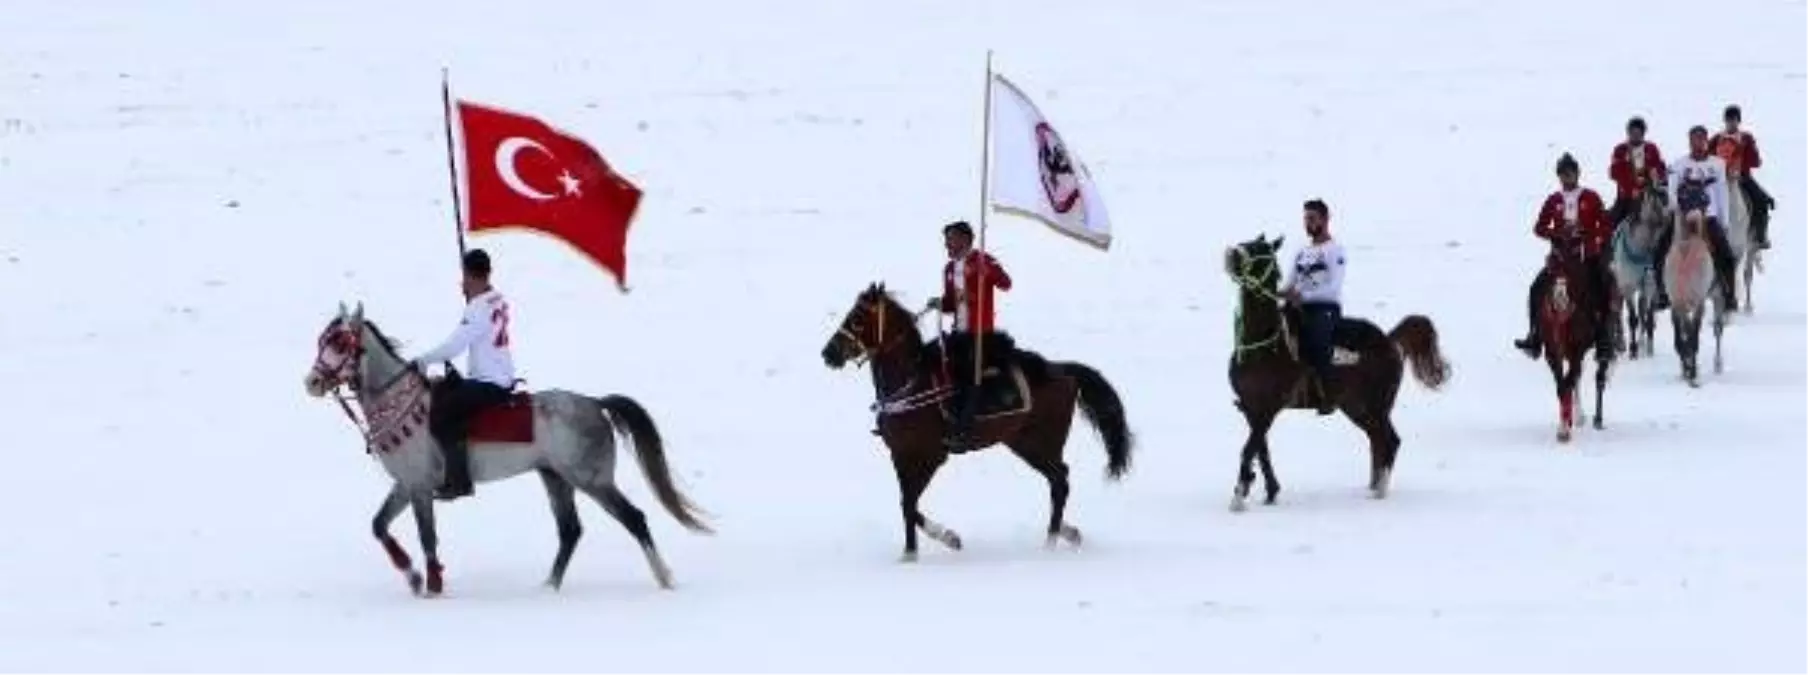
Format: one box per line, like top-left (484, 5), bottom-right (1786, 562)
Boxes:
top-left (303, 302), bottom-right (713, 597)
top-left (1661, 213), bottom-right (1728, 386)
top-left (1610, 181), bottom-right (1669, 359)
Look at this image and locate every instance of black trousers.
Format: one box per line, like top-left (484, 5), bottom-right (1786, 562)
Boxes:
top-left (1607, 193), bottom-right (1639, 229)
top-left (1652, 217), bottom-right (1737, 303)
top-left (429, 378), bottom-right (512, 482)
top-left (1740, 174), bottom-right (1774, 242)
top-left (941, 331), bottom-right (1009, 422)
top-left (1298, 302), bottom-right (1340, 382)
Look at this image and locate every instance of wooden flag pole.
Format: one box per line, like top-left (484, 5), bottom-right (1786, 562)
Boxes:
top-left (440, 67), bottom-right (469, 262)
top-left (973, 49), bottom-right (994, 388)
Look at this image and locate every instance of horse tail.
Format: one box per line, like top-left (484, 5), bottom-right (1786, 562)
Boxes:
top-left (1058, 361), bottom-right (1134, 480)
top-left (596, 395), bottom-right (714, 534)
top-left (1388, 315), bottom-right (1451, 391)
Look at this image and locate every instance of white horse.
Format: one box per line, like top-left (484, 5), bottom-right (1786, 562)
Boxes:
top-left (1728, 175), bottom-right (1764, 312)
top-left (303, 302), bottom-right (713, 597)
top-left (1611, 181), bottom-right (1669, 359)
top-left (1661, 212), bottom-right (1728, 386)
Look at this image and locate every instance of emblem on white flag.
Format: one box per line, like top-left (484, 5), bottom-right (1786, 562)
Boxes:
top-left (987, 73), bottom-right (1111, 250)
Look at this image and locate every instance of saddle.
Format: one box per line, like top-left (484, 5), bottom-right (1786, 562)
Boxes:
top-left (920, 337), bottom-right (1034, 422)
top-left (429, 370), bottom-right (536, 445)
top-left (1277, 306), bottom-right (1367, 410)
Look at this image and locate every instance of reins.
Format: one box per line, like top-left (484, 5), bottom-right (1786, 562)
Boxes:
top-left (1230, 249), bottom-right (1286, 364)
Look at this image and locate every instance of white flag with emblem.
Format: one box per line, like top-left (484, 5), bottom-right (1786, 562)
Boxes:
top-left (986, 72), bottom-right (1112, 250)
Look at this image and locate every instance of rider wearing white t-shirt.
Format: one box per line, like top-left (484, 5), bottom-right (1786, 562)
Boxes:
top-left (411, 249), bottom-right (517, 500)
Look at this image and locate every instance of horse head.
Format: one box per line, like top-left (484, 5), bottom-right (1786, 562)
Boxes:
top-left (821, 282), bottom-right (921, 370)
top-left (304, 301), bottom-right (408, 398)
top-left (1225, 233), bottom-right (1285, 300)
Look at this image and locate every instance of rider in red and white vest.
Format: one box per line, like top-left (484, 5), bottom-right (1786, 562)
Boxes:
top-left (1515, 153), bottom-right (1614, 359)
top-left (927, 220), bottom-right (1013, 446)
top-left (1710, 104), bottom-right (1774, 249)
top-left (1607, 116), bottom-right (1666, 228)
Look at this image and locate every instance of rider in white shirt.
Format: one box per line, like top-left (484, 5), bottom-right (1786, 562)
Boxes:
top-left (410, 249), bottom-right (517, 500)
top-left (1651, 126), bottom-right (1739, 311)
top-left (1280, 198), bottom-right (1346, 415)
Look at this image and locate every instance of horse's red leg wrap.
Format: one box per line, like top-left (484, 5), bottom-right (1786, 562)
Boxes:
top-left (380, 535), bottom-right (412, 570)
top-left (425, 560), bottom-right (445, 595)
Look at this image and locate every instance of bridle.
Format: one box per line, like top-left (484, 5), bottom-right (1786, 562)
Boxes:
top-left (835, 295), bottom-right (931, 368)
top-left (834, 295), bottom-right (944, 415)
top-left (310, 318), bottom-right (430, 454)
top-left (1228, 245), bottom-right (1286, 363)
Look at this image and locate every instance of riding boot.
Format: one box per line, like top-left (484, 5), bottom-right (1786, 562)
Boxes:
top-left (1744, 175), bottom-right (1773, 249)
top-left (435, 436), bottom-right (475, 501)
top-left (1706, 221), bottom-right (1739, 310)
top-left (1514, 272), bottom-right (1547, 358)
top-left (1314, 368), bottom-right (1339, 415)
top-left (944, 385), bottom-right (979, 449)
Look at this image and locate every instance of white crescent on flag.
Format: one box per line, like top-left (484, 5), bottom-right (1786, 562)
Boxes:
top-left (986, 73), bottom-right (1112, 250)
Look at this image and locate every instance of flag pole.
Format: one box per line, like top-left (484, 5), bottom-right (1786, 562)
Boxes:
top-left (441, 67), bottom-right (469, 261)
top-left (973, 49), bottom-right (994, 387)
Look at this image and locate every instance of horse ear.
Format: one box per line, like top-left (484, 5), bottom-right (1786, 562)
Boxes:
top-left (352, 302), bottom-right (364, 320)
top-left (1272, 234), bottom-right (1285, 250)
top-left (1256, 233), bottom-right (1267, 244)
top-left (338, 301), bottom-right (348, 317)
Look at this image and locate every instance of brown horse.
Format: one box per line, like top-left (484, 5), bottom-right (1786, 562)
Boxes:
top-left (1222, 235), bottom-right (1450, 511)
top-left (1533, 245), bottom-right (1613, 442)
top-left (820, 283), bottom-right (1134, 562)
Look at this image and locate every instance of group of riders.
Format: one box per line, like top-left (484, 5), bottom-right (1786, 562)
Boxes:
top-left (399, 105), bottom-right (1772, 502)
top-left (1511, 104), bottom-right (1775, 359)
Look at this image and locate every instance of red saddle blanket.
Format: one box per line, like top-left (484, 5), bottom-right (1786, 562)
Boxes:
top-left (469, 393), bottom-right (535, 444)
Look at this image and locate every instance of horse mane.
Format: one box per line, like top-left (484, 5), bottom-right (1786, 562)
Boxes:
top-left (358, 316), bottom-right (406, 362)
top-left (862, 284), bottom-right (926, 347)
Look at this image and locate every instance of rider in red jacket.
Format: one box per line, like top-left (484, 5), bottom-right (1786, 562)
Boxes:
top-left (927, 220), bottom-right (1013, 447)
top-left (1607, 116), bottom-right (1666, 228)
top-left (1515, 153), bottom-right (1614, 359)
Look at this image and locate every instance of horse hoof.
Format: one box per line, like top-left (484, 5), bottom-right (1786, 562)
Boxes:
top-left (899, 550), bottom-right (919, 564)
top-left (1557, 428), bottom-right (1572, 443)
top-left (1229, 496), bottom-right (1248, 513)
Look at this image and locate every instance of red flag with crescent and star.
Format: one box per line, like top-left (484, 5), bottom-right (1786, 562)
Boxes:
top-left (455, 100), bottom-right (642, 290)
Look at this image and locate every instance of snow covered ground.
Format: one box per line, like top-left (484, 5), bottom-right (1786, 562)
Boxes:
top-left (1, 0), bottom-right (1803, 671)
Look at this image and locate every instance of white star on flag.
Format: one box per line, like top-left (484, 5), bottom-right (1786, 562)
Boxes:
top-left (986, 72), bottom-right (1112, 250)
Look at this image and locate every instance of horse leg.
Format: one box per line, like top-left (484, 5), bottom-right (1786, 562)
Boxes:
top-left (1713, 298), bottom-right (1726, 375)
top-left (1345, 407), bottom-right (1400, 499)
top-left (536, 468), bottom-right (583, 591)
top-left (1593, 351), bottom-right (1609, 430)
top-left (370, 485), bottom-right (425, 595)
top-left (892, 452), bottom-right (956, 561)
top-left (1256, 440), bottom-right (1282, 506)
top-left (407, 492), bottom-right (444, 596)
top-left (1007, 442), bottom-right (1080, 549)
top-left (1624, 296), bottom-right (1640, 359)
top-left (1231, 405), bottom-right (1277, 512)
top-left (577, 481), bottom-right (673, 589)
top-left (1545, 353), bottom-right (1572, 443)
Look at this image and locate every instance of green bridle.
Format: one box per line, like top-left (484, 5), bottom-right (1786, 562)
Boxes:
top-left (1229, 245), bottom-right (1285, 364)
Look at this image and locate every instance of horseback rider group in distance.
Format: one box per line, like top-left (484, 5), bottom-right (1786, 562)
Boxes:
top-left (1513, 104), bottom-right (1772, 358)
top-left (404, 104), bottom-right (1770, 503)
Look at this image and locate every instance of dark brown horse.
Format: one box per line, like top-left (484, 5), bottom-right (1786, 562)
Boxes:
top-left (1534, 245), bottom-right (1613, 442)
top-left (1222, 235), bottom-right (1450, 511)
top-left (820, 283), bottom-right (1134, 562)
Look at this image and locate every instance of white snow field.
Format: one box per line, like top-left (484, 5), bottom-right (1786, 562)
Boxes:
top-left (1, 0), bottom-right (1803, 671)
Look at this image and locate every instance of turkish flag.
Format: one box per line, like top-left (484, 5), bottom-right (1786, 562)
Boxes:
top-left (456, 100), bottom-right (642, 289)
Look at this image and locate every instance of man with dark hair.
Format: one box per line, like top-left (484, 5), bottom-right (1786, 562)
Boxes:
top-left (926, 220), bottom-right (1013, 447)
top-left (1652, 126), bottom-right (1740, 311)
top-left (1710, 104), bottom-right (1774, 249)
top-left (410, 248), bottom-right (517, 500)
top-left (1515, 153), bottom-right (1614, 358)
top-left (1608, 116), bottom-right (1666, 227)
top-left (1281, 198), bottom-right (1345, 415)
